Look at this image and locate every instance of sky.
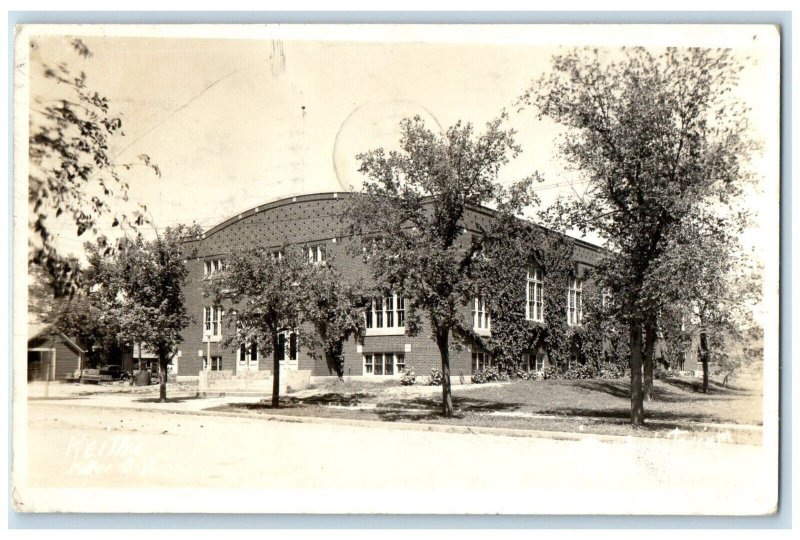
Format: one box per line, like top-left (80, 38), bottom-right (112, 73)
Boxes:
top-left (22, 25), bottom-right (779, 258)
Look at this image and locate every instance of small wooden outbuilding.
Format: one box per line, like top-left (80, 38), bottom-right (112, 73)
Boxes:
top-left (27, 324), bottom-right (85, 382)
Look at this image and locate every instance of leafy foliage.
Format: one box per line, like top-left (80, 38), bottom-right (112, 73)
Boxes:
top-left (561, 364), bottom-right (597, 380)
top-left (522, 47), bottom-right (755, 423)
top-left (210, 247), bottom-right (313, 405)
top-left (86, 225), bottom-right (198, 400)
top-left (28, 38), bottom-right (157, 297)
top-left (471, 366), bottom-right (509, 384)
top-left (343, 114), bottom-right (538, 415)
top-left (426, 368), bottom-right (444, 386)
top-left (400, 368), bottom-right (417, 386)
top-left (303, 258), bottom-right (371, 378)
top-left (473, 213), bottom-right (629, 375)
top-left (541, 365), bottom-right (561, 381)
top-left (50, 290), bottom-right (123, 368)
top-left (515, 369), bottom-right (542, 381)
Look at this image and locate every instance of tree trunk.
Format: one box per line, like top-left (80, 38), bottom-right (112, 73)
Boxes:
top-left (134, 341), bottom-right (142, 386)
top-left (435, 326), bottom-right (454, 417)
top-left (700, 331), bottom-right (709, 394)
top-left (272, 334), bottom-right (281, 408)
top-left (325, 342), bottom-right (345, 380)
top-left (158, 355), bottom-right (168, 403)
top-left (629, 319), bottom-right (645, 426)
top-left (643, 321), bottom-right (657, 402)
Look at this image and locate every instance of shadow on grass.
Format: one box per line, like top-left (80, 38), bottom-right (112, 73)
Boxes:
top-left (571, 379), bottom-right (745, 403)
top-left (660, 377), bottom-right (752, 396)
top-left (374, 396), bottom-right (524, 422)
top-left (133, 395), bottom-right (206, 404)
top-left (285, 392), bottom-right (376, 406)
top-left (535, 406), bottom-right (744, 425)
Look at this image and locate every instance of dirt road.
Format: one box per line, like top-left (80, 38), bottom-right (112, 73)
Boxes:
top-left (15, 402), bottom-right (776, 514)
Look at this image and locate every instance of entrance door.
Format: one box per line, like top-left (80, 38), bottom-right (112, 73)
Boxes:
top-left (238, 343), bottom-right (259, 373)
top-left (277, 332), bottom-right (298, 371)
top-left (28, 350), bottom-right (52, 382)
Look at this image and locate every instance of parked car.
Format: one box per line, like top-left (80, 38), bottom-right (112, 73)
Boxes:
top-left (99, 365), bottom-right (131, 381)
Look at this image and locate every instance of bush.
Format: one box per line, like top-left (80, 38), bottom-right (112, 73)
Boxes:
top-left (541, 365), bottom-right (561, 380)
top-left (654, 366), bottom-right (677, 380)
top-left (598, 363), bottom-right (627, 380)
top-left (515, 369), bottom-right (541, 381)
top-left (472, 366), bottom-right (511, 384)
top-left (400, 368), bottom-right (416, 386)
top-left (563, 364), bottom-right (597, 380)
top-left (426, 368), bottom-right (443, 386)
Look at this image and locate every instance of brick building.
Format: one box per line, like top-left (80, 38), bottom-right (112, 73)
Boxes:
top-left (176, 192), bottom-right (607, 381)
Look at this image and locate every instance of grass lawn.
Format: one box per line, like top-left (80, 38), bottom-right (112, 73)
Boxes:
top-left (208, 376), bottom-right (764, 444)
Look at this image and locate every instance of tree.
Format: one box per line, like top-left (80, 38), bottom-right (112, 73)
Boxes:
top-left (648, 222), bottom-right (762, 393)
top-left (304, 260), bottom-right (371, 379)
top-left (29, 38), bottom-right (157, 297)
top-left (87, 225), bottom-right (198, 402)
top-left (523, 48), bottom-right (753, 424)
top-left (29, 263), bottom-right (122, 369)
top-left (343, 115), bottom-right (537, 416)
top-left (50, 291), bottom-right (123, 369)
top-left (211, 247), bottom-right (313, 407)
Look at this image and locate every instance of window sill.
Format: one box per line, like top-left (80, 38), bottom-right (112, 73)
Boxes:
top-left (203, 335), bottom-right (222, 343)
top-left (365, 327), bottom-right (406, 337)
top-left (473, 328), bottom-right (492, 336)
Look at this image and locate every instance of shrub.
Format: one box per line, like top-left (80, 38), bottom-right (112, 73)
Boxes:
top-left (426, 368), bottom-right (443, 386)
top-left (541, 365), bottom-right (561, 380)
top-left (654, 366), bottom-right (677, 380)
top-left (598, 363), bottom-right (626, 379)
top-left (563, 364), bottom-right (597, 380)
top-left (472, 366), bottom-right (512, 384)
top-left (400, 368), bottom-right (416, 386)
top-left (516, 370), bottom-right (541, 381)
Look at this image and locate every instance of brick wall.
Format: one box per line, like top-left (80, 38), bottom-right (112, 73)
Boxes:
top-left (178, 192), bottom-right (604, 378)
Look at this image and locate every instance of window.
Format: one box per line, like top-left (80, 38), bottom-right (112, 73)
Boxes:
top-left (203, 355), bottom-right (223, 371)
top-left (365, 293), bottom-right (405, 334)
top-left (567, 277), bottom-right (583, 326)
top-left (396, 296), bottom-right (405, 327)
top-left (363, 353), bottom-right (405, 376)
top-left (524, 351), bottom-right (546, 372)
top-left (472, 351), bottom-right (490, 372)
top-left (271, 250), bottom-right (284, 261)
top-left (288, 332), bottom-right (297, 361)
top-left (601, 289), bottom-right (612, 310)
top-left (472, 297), bottom-right (491, 331)
top-left (204, 259), bottom-right (224, 278)
top-left (526, 264), bottom-right (544, 322)
top-left (204, 307), bottom-right (222, 337)
top-left (307, 244), bottom-right (326, 264)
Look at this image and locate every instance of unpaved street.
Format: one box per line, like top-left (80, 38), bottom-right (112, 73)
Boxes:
top-left (14, 401), bottom-right (776, 514)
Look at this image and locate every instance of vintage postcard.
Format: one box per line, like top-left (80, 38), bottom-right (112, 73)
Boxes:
top-left (12, 24), bottom-right (780, 514)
